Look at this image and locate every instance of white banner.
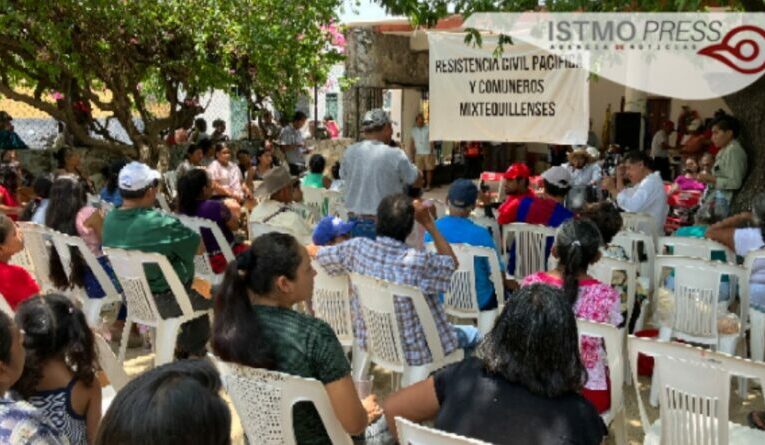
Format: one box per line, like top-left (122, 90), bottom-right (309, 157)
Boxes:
top-left (428, 33), bottom-right (589, 144)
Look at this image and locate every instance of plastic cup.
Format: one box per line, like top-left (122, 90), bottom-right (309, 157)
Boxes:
top-left (354, 377), bottom-right (374, 400)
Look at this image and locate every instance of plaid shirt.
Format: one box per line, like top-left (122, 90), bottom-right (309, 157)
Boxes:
top-left (316, 236), bottom-right (459, 366)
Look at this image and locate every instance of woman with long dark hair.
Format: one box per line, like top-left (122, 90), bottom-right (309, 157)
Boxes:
top-left (53, 147), bottom-right (93, 193)
top-left (212, 233), bottom-right (377, 443)
top-left (383, 284), bottom-right (607, 443)
top-left (176, 169), bottom-right (247, 274)
top-left (521, 219), bottom-right (621, 414)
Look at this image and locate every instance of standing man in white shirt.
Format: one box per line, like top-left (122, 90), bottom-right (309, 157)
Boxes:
top-left (650, 120), bottom-right (674, 180)
top-left (603, 151), bottom-right (669, 234)
top-left (341, 109), bottom-right (420, 239)
top-left (409, 113), bottom-right (435, 191)
top-left (278, 111), bottom-right (309, 175)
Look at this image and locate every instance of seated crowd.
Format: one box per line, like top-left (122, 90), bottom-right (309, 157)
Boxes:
top-left (0, 108), bottom-right (764, 444)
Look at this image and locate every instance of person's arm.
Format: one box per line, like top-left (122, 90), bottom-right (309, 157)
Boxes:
top-left (415, 200), bottom-right (457, 265)
top-left (383, 377), bottom-right (440, 440)
top-left (84, 208), bottom-right (105, 242)
top-left (706, 211), bottom-right (753, 250)
top-left (85, 382), bottom-right (102, 445)
top-left (397, 151), bottom-right (420, 186)
top-left (323, 376), bottom-right (371, 435)
top-left (315, 242), bottom-right (352, 275)
top-left (322, 175), bottom-right (332, 189)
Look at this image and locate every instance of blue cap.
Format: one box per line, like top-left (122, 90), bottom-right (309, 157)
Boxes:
top-left (312, 216), bottom-right (356, 246)
top-left (447, 179), bottom-right (479, 209)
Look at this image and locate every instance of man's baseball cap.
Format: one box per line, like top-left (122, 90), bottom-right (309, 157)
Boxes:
top-left (361, 109), bottom-right (391, 132)
top-left (504, 162), bottom-right (531, 180)
top-left (541, 166), bottom-right (572, 188)
top-left (312, 216), bottom-right (356, 246)
top-left (447, 179), bottom-right (479, 209)
top-left (118, 161), bottom-right (161, 191)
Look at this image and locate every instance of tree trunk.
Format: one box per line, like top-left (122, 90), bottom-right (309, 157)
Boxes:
top-left (724, 75), bottom-right (765, 213)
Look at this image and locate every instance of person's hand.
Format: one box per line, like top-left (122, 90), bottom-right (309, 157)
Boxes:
top-left (615, 164), bottom-right (626, 180)
top-left (362, 395), bottom-right (383, 424)
top-left (413, 199), bottom-right (435, 228)
top-left (602, 176), bottom-right (616, 195)
top-left (696, 172), bottom-right (715, 184)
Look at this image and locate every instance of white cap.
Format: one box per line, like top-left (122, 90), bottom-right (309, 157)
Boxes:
top-left (541, 166), bottom-right (572, 188)
top-left (118, 161), bottom-right (161, 191)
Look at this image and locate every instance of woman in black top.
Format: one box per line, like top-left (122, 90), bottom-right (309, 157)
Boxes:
top-left (384, 284), bottom-right (607, 445)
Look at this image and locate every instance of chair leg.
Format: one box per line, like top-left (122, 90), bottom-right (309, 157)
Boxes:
top-left (742, 309), bottom-right (765, 397)
top-left (351, 343), bottom-right (370, 381)
top-left (117, 319), bottom-right (133, 363)
top-left (611, 409), bottom-right (627, 445)
top-left (650, 326), bottom-right (673, 407)
top-left (477, 310), bottom-right (497, 336)
top-left (154, 319), bottom-right (181, 366)
top-left (82, 299), bottom-right (104, 328)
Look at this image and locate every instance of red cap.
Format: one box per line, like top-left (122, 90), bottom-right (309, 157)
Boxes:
top-left (504, 162), bottom-right (530, 180)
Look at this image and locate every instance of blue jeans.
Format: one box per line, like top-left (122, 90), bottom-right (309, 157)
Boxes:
top-left (453, 325), bottom-right (482, 356)
top-left (350, 217), bottom-right (376, 240)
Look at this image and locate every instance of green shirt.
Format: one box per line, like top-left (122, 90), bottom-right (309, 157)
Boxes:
top-left (255, 305), bottom-right (350, 445)
top-left (301, 173), bottom-right (325, 189)
top-left (712, 139), bottom-right (747, 197)
top-left (102, 207), bottom-right (200, 293)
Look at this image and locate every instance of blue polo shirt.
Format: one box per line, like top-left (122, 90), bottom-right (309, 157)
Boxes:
top-left (425, 215), bottom-right (504, 310)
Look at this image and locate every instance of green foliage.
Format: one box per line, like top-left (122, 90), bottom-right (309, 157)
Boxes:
top-left (0, 0), bottom-right (343, 155)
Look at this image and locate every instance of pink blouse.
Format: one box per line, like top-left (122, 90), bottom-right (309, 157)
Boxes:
top-left (673, 175), bottom-right (706, 192)
top-left (522, 272), bottom-right (622, 391)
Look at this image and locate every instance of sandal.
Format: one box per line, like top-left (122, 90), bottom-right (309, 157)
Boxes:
top-left (747, 411), bottom-right (765, 431)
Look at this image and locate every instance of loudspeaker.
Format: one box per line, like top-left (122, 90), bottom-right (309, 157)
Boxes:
top-left (613, 112), bottom-right (642, 152)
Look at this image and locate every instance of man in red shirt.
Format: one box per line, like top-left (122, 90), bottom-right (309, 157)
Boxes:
top-left (497, 162), bottom-right (534, 216)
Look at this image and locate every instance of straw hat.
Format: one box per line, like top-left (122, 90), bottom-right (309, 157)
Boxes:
top-left (253, 166), bottom-right (298, 198)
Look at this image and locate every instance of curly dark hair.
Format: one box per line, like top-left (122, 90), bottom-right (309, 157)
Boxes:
top-left (13, 294), bottom-right (96, 398)
top-left (477, 283), bottom-right (586, 397)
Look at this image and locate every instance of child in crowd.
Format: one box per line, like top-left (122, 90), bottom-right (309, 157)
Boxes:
top-left (14, 294), bottom-right (101, 445)
top-left (99, 159), bottom-right (128, 208)
top-left (302, 154), bottom-right (331, 189)
top-left (329, 162), bottom-right (344, 192)
top-left (521, 219), bottom-right (622, 413)
top-left (0, 311), bottom-right (68, 444)
top-left (0, 214), bottom-right (39, 310)
top-left (19, 176), bottom-right (52, 224)
top-left (96, 360), bottom-right (231, 445)
top-left (306, 215), bottom-right (355, 257)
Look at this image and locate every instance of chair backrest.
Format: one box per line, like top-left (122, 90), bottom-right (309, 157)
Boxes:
top-left (0, 292), bottom-right (14, 317)
top-left (348, 272), bottom-right (449, 373)
top-left (576, 319), bottom-right (625, 422)
top-left (16, 222), bottom-right (55, 292)
top-left (611, 230), bottom-right (656, 291)
top-left (588, 255), bottom-right (637, 326)
top-left (324, 190), bottom-right (346, 219)
top-left (94, 334), bottom-right (129, 392)
top-left (249, 221), bottom-right (296, 241)
top-left (9, 247), bottom-right (35, 278)
top-left (620, 212), bottom-right (657, 237)
top-left (628, 336), bottom-right (765, 444)
top-left (311, 261), bottom-right (353, 347)
top-left (301, 186), bottom-right (327, 219)
top-left (156, 192), bottom-right (172, 213)
top-left (395, 417), bottom-right (491, 445)
top-left (470, 215), bottom-right (501, 251)
top-left (654, 255), bottom-right (747, 346)
top-left (441, 244), bottom-right (504, 318)
top-left (103, 247), bottom-right (195, 326)
top-left (176, 214), bottom-right (235, 279)
top-left (217, 361), bottom-right (353, 445)
top-left (163, 171), bottom-right (178, 199)
top-left (291, 202), bottom-right (319, 226)
top-left (501, 223), bottom-right (557, 280)
top-left (657, 236), bottom-right (735, 263)
top-left (49, 231), bottom-right (121, 303)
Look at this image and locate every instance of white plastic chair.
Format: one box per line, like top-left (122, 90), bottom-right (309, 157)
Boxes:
top-left (9, 247), bottom-right (35, 281)
top-left (470, 215), bottom-right (501, 251)
top-left (16, 222), bottom-right (55, 293)
top-left (348, 272), bottom-right (463, 388)
top-left (612, 230), bottom-right (657, 293)
top-left (576, 319), bottom-right (627, 445)
top-left (395, 417), bottom-right (490, 445)
top-left (163, 171), bottom-right (178, 199)
top-left (500, 223), bottom-right (557, 281)
top-left (49, 232), bottom-right (122, 326)
top-left (311, 261), bottom-right (353, 352)
top-left (216, 361), bottom-right (353, 445)
top-left (95, 334), bottom-right (130, 416)
top-left (741, 249), bottom-right (765, 397)
top-left (302, 186), bottom-right (327, 219)
top-left (650, 255), bottom-right (748, 405)
top-left (621, 212), bottom-right (657, 238)
top-left (155, 192), bottom-right (172, 213)
top-left (0, 292), bottom-right (14, 317)
top-left (589, 255), bottom-right (638, 329)
top-left (628, 336), bottom-right (765, 445)
top-left (103, 247), bottom-right (211, 367)
top-left (657, 236), bottom-right (735, 263)
top-left (175, 214), bottom-right (235, 285)
top-left (434, 243), bottom-right (504, 335)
